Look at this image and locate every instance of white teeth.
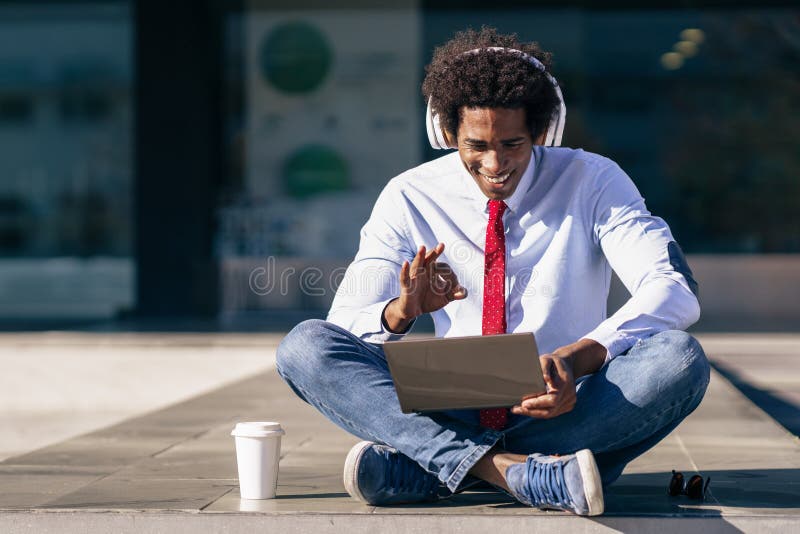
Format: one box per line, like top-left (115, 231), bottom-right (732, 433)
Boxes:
top-left (481, 173), bottom-right (509, 184)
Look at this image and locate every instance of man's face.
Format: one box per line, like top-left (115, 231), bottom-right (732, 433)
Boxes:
top-left (455, 107), bottom-right (534, 201)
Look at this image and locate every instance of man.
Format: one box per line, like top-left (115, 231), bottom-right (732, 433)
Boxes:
top-left (276, 27), bottom-right (709, 516)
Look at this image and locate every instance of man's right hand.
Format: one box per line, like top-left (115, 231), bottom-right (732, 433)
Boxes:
top-left (383, 243), bottom-right (468, 333)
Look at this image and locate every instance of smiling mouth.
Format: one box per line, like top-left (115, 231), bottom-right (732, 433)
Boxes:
top-left (479, 172), bottom-right (511, 184)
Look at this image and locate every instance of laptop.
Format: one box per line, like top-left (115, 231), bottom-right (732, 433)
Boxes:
top-left (384, 332), bottom-right (546, 414)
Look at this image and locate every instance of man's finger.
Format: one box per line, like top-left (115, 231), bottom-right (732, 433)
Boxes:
top-left (540, 357), bottom-right (557, 390)
top-left (432, 273), bottom-right (450, 293)
top-left (431, 261), bottom-right (453, 274)
top-left (521, 393), bottom-right (558, 410)
top-left (443, 279), bottom-right (468, 301)
top-left (430, 269), bottom-right (467, 301)
top-left (449, 285), bottom-right (468, 300)
top-left (434, 269), bottom-right (458, 288)
top-left (424, 242), bottom-right (445, 265)
top-left (399, 260), bottom-right (410, 288)
top-left (552, 356), bottom-right (572, 382)
top-left (409, 245), bottom-right (426, 276)
top-left (511, 405), bottom-right (559, 419)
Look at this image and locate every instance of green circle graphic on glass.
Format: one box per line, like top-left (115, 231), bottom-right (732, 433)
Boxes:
top-left (260, 21), bottom-right (333, 94)
top-left (283, 145), bottom-right (349, 199)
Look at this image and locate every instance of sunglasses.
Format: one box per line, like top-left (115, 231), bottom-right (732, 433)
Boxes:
top-left (668, 470), bottom-right (711, 500)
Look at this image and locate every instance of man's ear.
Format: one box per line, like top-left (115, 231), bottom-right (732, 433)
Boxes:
top-left (533, 131), bottom-right (547, 145)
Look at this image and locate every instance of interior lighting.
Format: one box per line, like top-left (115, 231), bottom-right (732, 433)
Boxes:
top-left (674, 40), bottom-right (699, 57)
top-left (680, 28), bottom-right (705, 44)
top-left (660, 52), bottom-right (684, 70)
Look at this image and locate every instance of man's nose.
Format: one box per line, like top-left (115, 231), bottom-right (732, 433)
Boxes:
top-left (482, 150), bottom-right (504, 174)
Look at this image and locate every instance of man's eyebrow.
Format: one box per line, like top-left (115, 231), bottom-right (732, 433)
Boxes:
top-left (463, 137), bottom-right (526, 144)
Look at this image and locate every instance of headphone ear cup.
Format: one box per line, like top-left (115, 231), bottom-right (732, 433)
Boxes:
top-left (426, 98), bottom-right (454, 150)
top-left (545, 79), bottom-right (566, 147)
top-left (426, 98), bottom-right (443, 149)
top-left (432, 112), bottom-right (452, 149)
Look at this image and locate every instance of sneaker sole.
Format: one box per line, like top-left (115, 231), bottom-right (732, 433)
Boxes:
top-left (343, 440), bottom-right (374, 503)
top-left (576, 449), bottom-right (604, 516)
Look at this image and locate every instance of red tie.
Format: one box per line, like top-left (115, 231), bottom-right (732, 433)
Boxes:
top-left (480, 200), bottom-right (508, 430)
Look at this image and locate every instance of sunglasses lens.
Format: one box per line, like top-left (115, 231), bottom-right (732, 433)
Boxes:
top-left (686, 475), bottom-right (704, 499)
top-left (668, 471), bottom-right (684, 496)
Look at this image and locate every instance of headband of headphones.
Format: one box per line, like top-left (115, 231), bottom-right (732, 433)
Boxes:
top-left (425, 47), bottom-right (566, 149)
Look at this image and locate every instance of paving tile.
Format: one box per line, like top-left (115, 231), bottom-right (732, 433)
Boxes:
top-left (3, 435), bottom-right (184, 468)
top-left (40, 477), bottom-right (236, 511)
top-left (110, 449), bottom-right (238, 481)
top-left (677, 448), bottom-right (800, 472)
top-left (0, 465), bottom-right (107, 508)
top-left (706, 478), bottom-right (800, 516)
top-left (604, 490), bottom-right (724, 516)
top-left (620, 439), bottom-right (693, 474)
top-left (205, 487), bottom-right (372, 514)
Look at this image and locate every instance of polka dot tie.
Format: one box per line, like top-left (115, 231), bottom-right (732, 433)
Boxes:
top-left (479, 199), bottom-right (508, 431)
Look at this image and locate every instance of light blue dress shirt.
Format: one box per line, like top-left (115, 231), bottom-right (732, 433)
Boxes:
top-left (327, 146), bottom-right (700, 360)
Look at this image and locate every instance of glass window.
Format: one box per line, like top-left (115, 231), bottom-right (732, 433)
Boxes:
top-left (0, 2), bottom-right (133, 321)
top-left (220, 3), bottom-right (800, 317)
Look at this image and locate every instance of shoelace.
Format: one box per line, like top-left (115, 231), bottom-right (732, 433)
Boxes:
top-left (524, 456), bottom-right (573, 508)
top-left (385, 449), bottom-right (439, 498)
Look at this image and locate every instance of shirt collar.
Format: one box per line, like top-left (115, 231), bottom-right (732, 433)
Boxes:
top-left (458, 150), bottom-right (537, 214)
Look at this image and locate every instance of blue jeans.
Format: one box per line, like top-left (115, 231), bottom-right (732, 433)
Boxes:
top-left (276, 319), bottom-right (710, 493)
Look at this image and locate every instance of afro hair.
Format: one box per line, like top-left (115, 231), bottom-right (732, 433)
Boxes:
top-left (421, 26), bottom-right (561, 143)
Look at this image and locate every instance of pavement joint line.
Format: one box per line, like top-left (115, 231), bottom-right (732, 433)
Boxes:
top-left (674, 434), bottom-right (700, 473)
top-left (200, 487), bottom-right (235, 512)
top-left (150, 418), bottom-right (239, 459)
top-left (673, 434), bottom-right (721, 506)
top-left (280, 436), bottom-right (314, 460)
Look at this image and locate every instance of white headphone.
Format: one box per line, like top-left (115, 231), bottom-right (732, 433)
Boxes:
top-left (425, 47), bottom-right (566, 149)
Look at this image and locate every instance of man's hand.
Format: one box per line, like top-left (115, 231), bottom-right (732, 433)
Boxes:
top-left (510, 338), bottom-right (607, 419)
top-left (383, 243), bottom-right (468, 333)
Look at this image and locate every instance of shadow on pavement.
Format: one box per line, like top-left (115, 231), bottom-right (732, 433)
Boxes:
top-left (711, 361), bottom-right (800, 437)
top-left (609, 468), bottom-right (800, 512)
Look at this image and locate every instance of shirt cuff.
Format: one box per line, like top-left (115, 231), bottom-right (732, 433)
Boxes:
top-left (581, 325), bottom-right (640, 364)
top-left (357, 298), bottom-right (417, 344)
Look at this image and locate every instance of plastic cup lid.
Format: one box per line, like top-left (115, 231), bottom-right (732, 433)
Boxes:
top-left (231, 421), bottom-right (285, 438)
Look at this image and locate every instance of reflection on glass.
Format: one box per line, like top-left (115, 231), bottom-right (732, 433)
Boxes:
top-left (219, 6), bottom-right (422, 313)
top-left (220, 6), bottom-right (800, 315)
top-left (0, 2), bottom-right (133, 319)
top-left (661, 51), bottom-right (684, 70)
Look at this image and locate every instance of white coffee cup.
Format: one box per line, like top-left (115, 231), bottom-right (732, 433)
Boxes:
top-left (231, 421), bottom-right (285, 499)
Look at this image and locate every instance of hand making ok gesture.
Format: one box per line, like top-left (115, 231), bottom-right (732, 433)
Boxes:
top-left (382, 243), bottom-right (468, 333)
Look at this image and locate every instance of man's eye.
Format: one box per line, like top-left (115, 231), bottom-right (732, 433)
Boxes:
top-left (504, 143), bottom-right (523, 149)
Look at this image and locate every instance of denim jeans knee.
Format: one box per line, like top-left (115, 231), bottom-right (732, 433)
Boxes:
top-left (649, 330), bottom-right (710, 395)
top-left (277, 318), bottom-right (333, 369)
top-left (275, 319), bottom-right (339, 402)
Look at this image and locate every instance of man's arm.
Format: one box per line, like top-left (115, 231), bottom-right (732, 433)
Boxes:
top-left (513, 162), bottom-right (699, 420)
top-left (327, 183), bottom-right (466, 341)
top-left (327, 181), bottom-right (416, 342)
top-left (581, 162), bottom-right (700, 361)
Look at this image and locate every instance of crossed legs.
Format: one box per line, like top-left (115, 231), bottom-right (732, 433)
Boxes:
top-left (276, 319), bottom-right (710, 493)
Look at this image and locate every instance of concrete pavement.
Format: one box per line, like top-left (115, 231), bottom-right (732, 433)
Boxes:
top-left (0, 332), bottom-right (798, 532)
